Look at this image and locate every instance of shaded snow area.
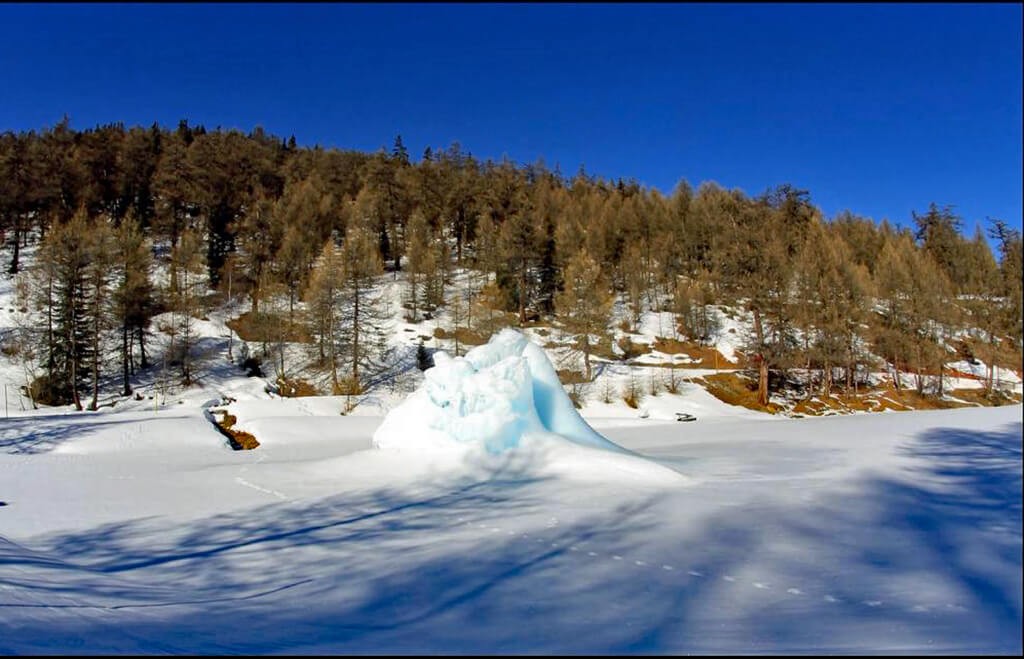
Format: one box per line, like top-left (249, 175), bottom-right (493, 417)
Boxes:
top-left (1, 384), bottom-right (1020, 653)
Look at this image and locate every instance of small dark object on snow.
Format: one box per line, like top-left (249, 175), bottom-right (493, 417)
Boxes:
top-left (416, 339), bottom-right (434, 371)
top-left (241, 356), bottom-right (264, 378)
top-left (675, 412), bottom-right (697, 422)
top-left (0, 501), bottom-right (7, 507)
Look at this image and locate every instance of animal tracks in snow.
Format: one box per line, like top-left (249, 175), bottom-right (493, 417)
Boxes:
top-left (453, 517), bottom-right (969, 616)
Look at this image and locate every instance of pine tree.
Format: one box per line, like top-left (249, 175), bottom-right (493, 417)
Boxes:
top-left (112, 214), bottom-right (154, 396)
top-left (555, 247), bottom-right (613, 381)
top-left (404, 209), bottom-right (433, 321)
top-left (913, 203), bottom-right (967, 291)
top-left (621, 244), bottom-right (646, 332)
top-left (718, 189), bottom-right (802, 406)
top-left (86, 220), bottom-right (116, 410)
top-left (989, 219), bottom-right (1023, 347)
top-left (152, 131), bottom-right (195, 252)
top-left (236, 191), bottom-right (282, 316)
top-left (339, 223), bottom-right (384, 388)
top-left (674, 269), bottom-right (720, 346)
top-left (957, 226), bottom-right (1002, 393)
top-left (305, 239), bottom-right (345, 387)
top-left (498, 205), bottom-right (539, 326)
top-left (170, 228), bottom-right (206, 385)
top-left (0, 131), bottom-right (45, 274)
top-left (36, 208), bottom-right (94, 409)
top-left (872, 233), bottom-right (917, 391)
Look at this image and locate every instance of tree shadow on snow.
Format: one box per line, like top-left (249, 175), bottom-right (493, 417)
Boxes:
top-left (0, 414), bottom-right (157, 455)
top-left (0, 421), bottom-right (1020, 654)
top-left (675, 420), bottom-right (1023, 655)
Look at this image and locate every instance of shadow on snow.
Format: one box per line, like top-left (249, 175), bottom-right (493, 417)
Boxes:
top-left (0, 421), bottom-right (1020, 654)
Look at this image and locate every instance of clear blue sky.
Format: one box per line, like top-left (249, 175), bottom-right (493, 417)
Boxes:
top-left (1, 3), bottom-right (1021, 235)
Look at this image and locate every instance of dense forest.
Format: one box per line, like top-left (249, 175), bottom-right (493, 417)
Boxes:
top-left (1, 119), bottom-right (1021, 411)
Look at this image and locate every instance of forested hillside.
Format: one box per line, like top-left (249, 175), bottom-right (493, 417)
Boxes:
top-left (1, 119), bottom-right (1021, 412)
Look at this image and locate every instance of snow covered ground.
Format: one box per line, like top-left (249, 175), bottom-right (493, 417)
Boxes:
top-left (1, 337), bottom-right (1020, 653)
top-left (1, 260), bottom-right (1021, 653)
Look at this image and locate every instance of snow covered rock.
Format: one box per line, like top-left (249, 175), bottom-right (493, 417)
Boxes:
top-left (372, 328), bottom-right (627, 454)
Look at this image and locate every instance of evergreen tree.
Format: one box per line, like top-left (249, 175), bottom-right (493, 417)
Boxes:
top-left (913, 203), bottom-right (967, 290)
top-left (555, 248), bottom-right (613, 381)
top-left (35, 208), bottom-right (95, 409)
top-left (86, 220), bottom-right (116, 410)
top-left (872, 233), bottom-right (917, 390)
top-left (0, 131), bottom-right (45, 273)
top-left (236, 190), bottom-right (282, 316)
top-left (989, 219), bottom-right (1023, 346)
top-left (305, 239), bottom-right (345, 387)
top-left (170, 228), bottom-right (206, 385)
top-left (112, 214), bottom-right (155, 396)
top-left (339, 223), bottom-right (384, 388)
top-left (404, 209), bottom-right (434, 321)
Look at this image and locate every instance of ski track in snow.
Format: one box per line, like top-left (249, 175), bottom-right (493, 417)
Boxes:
top-left (234, 453), bottom-right (288, 500)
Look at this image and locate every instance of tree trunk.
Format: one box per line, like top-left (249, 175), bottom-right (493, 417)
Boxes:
top-left (8, 218), bottom-right (21, 274)
top-left (583, 334), bottom-right (592, 382)
top-left (89, 286), bottom-right (100, 409)
top-left (753, 307), bottom-right (769, 407)
top-left (455, 208), bottom-right (465, 265)
top-left (70, 318), bottom-right (82, 412)
top-left (328, 310), bottom-right (337, 388)
top-left (352, 286), bottom-right (360, 383)
top-left (138, 325), bottom-right (149, 369)
top-left (518, 260), bottom-right (527, 326)
top-left (45, 276), bottom-right (55, 378)
top-left (122, 323), bottom-right (132, 396)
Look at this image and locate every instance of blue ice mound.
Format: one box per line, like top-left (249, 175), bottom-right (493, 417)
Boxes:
top-left (372, 329), bottom-right (627, 454)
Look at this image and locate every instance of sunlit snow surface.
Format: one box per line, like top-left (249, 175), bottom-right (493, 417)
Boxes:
top-left (0, 319), bottom-right (1019, 653)
top-left (373, 328), bottom-right (624, 454)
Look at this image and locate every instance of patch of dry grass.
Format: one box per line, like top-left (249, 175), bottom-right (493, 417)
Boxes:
top-left (652, 337), bottom-right (739, 369)
top-left (433, 326), bottom-right (488, 347)
top-left (701, 372), bottom-right (1022, 417)
top-left (557, 369), bottom-right (590, 385)
top-left (227, 311), bottom-right (312, 344)
top-left (694, 372), bottom-right (781, 414)
top-left (209, 410), bottom-right (260, 450)
top-left (276, 376), bottom-right (318, 398)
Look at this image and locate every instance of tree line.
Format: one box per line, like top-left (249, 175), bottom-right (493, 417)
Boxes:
top-left (1, 119), bottom-right (1020, 409)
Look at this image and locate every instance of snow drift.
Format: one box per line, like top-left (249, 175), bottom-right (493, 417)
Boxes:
top-left (372, 329), bottom-right (627, 455)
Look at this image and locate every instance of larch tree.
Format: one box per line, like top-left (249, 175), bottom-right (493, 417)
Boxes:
top-left (403, 209), bottom-right (434, 322)
top-left (989, 219), bottom-right (1023, 347)
top-left (86, 220), bottom-right (116, 411)
top-left (236, 190), bottom-right (282, 317)
top-left (170, 228), bottom-right (206, 385)
top-left (112, 214), bottom-right (154, 396)
top-left (959, 226), bottom-right (1002, 394)
top-left (555, 247), bottom-right (613, 381)
top-left (339, 223), bottom-right (384, 389)
top-left (304, 239), bottom-right (345, 388)
top-left (37, 208), bottom-right (94, 409)
top-left (872, 232), bottom-right (917, 391)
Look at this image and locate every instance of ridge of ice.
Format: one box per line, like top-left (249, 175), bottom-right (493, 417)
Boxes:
top-left (372, 328), bottom-right (627, 454)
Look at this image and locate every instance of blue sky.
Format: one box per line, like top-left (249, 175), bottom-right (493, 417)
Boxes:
top-left (1, 3), bottom-right (1020, 235)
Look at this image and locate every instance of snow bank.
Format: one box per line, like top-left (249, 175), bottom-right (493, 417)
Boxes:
top-left (372, 329), bottom-right (628, 455)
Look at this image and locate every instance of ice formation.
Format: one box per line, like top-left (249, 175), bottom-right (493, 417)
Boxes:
top-left (372, 329), bottom-right (628, 454)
